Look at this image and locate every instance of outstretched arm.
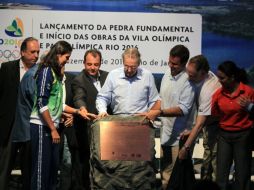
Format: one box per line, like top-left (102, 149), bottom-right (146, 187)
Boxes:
top-left (178, 115), bottom-right (207, 160)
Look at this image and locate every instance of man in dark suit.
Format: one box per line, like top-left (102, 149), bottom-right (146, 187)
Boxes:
top-left (0, 37), bottom-right (40, 190)
top-left (59, 72), bottom-right (85, 190)
top-left (72, 49), bottom-right (108, 189)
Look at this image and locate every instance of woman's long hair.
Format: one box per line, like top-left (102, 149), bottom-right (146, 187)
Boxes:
top-left (35, 40), bottom-right (72, 79)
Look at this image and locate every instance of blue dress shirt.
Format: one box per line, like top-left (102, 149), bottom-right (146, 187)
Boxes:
top-left (96, 67), bottom-right (160, 115)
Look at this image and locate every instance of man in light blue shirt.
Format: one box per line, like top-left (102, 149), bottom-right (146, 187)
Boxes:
top-left (96, 47), bottom-right (161, 119)
top-left (95, 48), bottom-right (161, 189)
top-left (159, 45), bottom-right (196, 189)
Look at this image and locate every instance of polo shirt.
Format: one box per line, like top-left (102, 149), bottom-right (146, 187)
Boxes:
top-left (212, 82), bottom-right (254, 131)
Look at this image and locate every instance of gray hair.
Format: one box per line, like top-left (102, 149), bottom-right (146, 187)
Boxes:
top-left (122, 48), bottom-right (141, 65)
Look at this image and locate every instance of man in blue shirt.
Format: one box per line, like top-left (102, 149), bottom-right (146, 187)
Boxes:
top-left (159, 45), bottom-right (195, 189)
top-left (96, 47), bottom-right (161, 189)
top-left (96, 47), bottom-right (161, 119)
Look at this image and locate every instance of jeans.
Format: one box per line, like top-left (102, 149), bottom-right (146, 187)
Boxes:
top-left (216, 128), bottom-right (252, 190)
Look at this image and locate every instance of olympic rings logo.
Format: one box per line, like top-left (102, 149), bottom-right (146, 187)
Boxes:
top-left (0, 49), bottom-right (20, 63)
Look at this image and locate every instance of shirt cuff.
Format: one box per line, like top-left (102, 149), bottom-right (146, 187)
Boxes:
top-left (99, 109), bottom-right (107, 114)
top-left (63, 103), bottom-right (67, 112)
top-left (178, 104), bottom-right (188, 116)
top-left (39, 106), bottom-right (48, 114)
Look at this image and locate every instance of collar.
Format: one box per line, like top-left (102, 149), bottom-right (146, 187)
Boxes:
top-left (84, 70), bottom-right (101, 81)
top-left (20, 59), bottom-right (25, 69)
top-left (169, 70), bottom-right (185, 80)
top-left (62, 74), bottom-right (66, 84)
top-left (222, 82), bottom-right (245, 98)
top-left (20, 59), bottom-right (35, 71)
top-left (194, 73), bottom-right (208, 88)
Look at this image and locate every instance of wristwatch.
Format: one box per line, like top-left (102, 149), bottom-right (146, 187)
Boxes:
top-left (160, 109), bottom-right (164, 116)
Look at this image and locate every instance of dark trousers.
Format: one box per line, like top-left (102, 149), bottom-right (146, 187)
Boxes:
top-left (76, 123), bottom-right (91, 190)
top-left (0, 140), bottom-right (12, 190)
top-left (0, 138), bottom-right (31, 190)
top-left (216, 128), bottom-right (252, 190)
top-left (30, 124), bottom-right (59, 190)
top-left (59, 127), bottom-right (84, 190)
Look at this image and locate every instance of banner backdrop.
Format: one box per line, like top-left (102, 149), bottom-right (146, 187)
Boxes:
top-left (0, 10), bottom-right (201, 73)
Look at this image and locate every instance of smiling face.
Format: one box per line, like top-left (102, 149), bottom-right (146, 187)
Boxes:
top-left (57, 53), bottom-right (71, 68)
top-left (84, 52), bottom-right (101, 76)
top-left (168, 56), bottom-right (185, 76)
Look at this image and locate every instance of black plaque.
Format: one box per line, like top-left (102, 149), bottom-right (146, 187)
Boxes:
top-left (100, 121), bottom-right (151, 161)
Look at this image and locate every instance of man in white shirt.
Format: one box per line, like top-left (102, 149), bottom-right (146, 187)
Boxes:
top-left (178, 54), bottom-right (221, 181)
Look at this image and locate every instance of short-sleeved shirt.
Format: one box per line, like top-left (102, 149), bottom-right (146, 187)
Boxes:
top-left (160, 69), bottom-right (195, 146)
top-left (212, 82), bottom-right (254, 131)
top-left (196, 71), bottom-right (221, 116)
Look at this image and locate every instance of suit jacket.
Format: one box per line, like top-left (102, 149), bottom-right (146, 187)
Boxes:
top-left (60, 72), bottom-right (79, 148)
top-left (72, 69), bottom-right (108, 114)
top-left (64, 72), bottom-right (75, 107)
top-left (72, 69), bottom-right (109, 159)
top-left (0, 60), bottom-right (20, 145)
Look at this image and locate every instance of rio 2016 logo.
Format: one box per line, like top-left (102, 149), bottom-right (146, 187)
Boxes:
top-left (5, 17), bottom-right (24, 37)
top-left (0, 17), bottom-right (24, 51)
